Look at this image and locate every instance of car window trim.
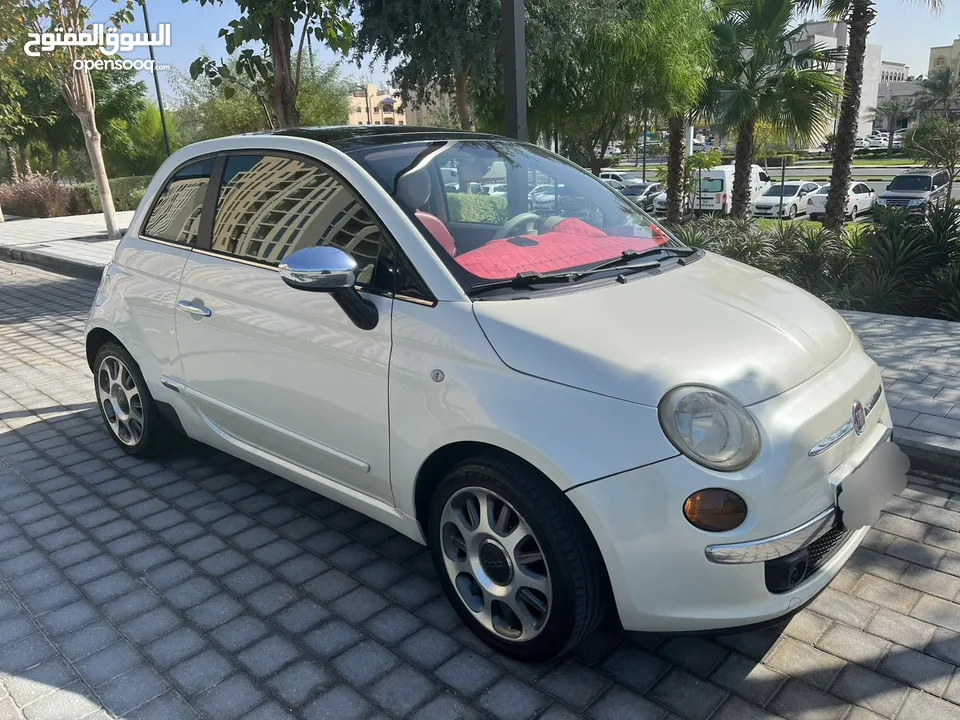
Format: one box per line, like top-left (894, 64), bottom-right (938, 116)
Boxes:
top-left (140, 152), bottom-right (220, 247)
top-left (198, 148), bottom-right (436, 305)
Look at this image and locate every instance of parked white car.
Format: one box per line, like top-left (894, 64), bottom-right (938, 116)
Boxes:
top-left (868, 135), bottom-right (888, 149)
top-left (600, 170), bottom-right (645, 186)
top-left (752, 182), bottom-right (821, 219)
top-left (807, 183), bottom-right (877, 221)
top-left (85, 128), bottom-right (908, 661)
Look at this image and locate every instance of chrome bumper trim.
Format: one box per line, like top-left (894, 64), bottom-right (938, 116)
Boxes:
top-left (704, 506), bottom-right (837, 565)
top-left (808, 384), bottom-right (884, 457)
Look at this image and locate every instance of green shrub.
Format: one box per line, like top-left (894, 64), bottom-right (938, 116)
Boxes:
top-left (0, 176), bottom-right (92, 218)
top-left (75, 175), bottom-right (151, 213)
top-left (718, 153), bottom-right (799, 166)
top-left (677, 204), bottom-right (960, 321)
top-left (446, 193), bottom-right (507, 224)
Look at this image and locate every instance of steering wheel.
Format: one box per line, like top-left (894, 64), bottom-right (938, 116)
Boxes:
top-left (495, 212), bottom-right (541, 239)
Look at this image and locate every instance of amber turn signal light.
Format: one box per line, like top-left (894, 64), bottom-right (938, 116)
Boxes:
top-left (683, 488), bottom-right (747, 532)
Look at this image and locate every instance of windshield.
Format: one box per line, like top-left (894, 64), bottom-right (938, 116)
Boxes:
top-left (348, 139), bottom-right (681, 286)
top-left (887, 175), bottom-right (932, 192)
top-left (764, 184), bottom-right (800, 197)
top-left (699, 178), bottom-right (724, 193)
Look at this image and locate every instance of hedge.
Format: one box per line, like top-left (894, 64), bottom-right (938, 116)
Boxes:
top-left (719, 153), bottom-right (800, 167)
top-left (75, 175), bottom-right (152, 213)
top-left (446, 193), bottom-right (507, 224)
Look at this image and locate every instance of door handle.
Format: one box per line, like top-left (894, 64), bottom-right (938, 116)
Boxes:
top-left (177, 300), bottom-right (211, 317)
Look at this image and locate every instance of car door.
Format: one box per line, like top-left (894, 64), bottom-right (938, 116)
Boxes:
top-left (174, 151), bottom-right (397, 503)
top-left (854, 183), bottom-right (874, 211)
top-left (110, 158), bottom-right (215, 381)
top-left (935, 171), bottom-right (950, 207)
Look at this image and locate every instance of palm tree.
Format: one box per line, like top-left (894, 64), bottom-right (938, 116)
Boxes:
top-left (868, 98), bottom-right (913, 154)
top-left (914, 67), bottom-right (960, 119)
top-left (712, 0), bottom-right (842, 217)
top-left (800, 0), bottom-right (942, 229)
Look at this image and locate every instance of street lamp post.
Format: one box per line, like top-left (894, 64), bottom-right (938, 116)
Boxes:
top-left (139, 0), bottom-right (171, 157)
top-left (501, 0), bottom-right (527, 141)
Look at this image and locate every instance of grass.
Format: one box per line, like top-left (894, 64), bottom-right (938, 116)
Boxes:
top-left (755, 217), bottom-right (869, 231)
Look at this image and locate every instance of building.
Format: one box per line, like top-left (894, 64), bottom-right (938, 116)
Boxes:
top-left (929, 35), bottom-right (960, 75)
top-left (881, 61), bottom-right (910, 83)
top-left (794, 21), bottom-right (882, 142)
top-left (348, 84), bottom-right (405, 126)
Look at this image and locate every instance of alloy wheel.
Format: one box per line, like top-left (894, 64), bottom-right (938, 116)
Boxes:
top-left (439, 486), bottom-right (552, 642)
top-left (96, 355), bottom-right (144, 447)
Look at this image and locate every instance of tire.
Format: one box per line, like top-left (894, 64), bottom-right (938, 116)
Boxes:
top-left (851, 205), bottom-right (858, 220)
top-left (787, 204), bottom-right (797, 219)
top-left (428, 455), bottom-right (607, 661)
top-left (93, 342), bottom-right (170, 456)
top-left (809, 214), bottom-right (821, 222)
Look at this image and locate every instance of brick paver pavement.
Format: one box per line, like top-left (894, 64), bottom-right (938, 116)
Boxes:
top-left (3, 259), bottom-right (960, 720)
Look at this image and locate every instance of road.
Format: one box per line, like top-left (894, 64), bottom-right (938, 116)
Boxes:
top-left (3, 260), bottom-right (960, 719)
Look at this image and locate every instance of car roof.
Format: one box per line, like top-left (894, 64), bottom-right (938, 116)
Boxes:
top-left (897, 169), bottom-right (940, 176)
top-left (268, 125), bottom-right (504, 151)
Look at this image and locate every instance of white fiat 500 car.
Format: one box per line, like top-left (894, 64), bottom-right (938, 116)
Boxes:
top-left (85, 127), bottom-right (908, 661)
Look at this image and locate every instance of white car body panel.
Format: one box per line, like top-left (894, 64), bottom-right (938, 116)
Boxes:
top-left (86, 131), bottom-right (905, 635)
top-left (806, 184), bottom-right (875, 219)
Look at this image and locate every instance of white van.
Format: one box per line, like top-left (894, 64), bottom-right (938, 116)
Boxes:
top-left (689, 164), bottom-right (771, 215)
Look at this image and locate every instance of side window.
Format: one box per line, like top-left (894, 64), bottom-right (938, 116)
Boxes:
top-left (142, 159), bottom-right (213, 244)
top-left (211, 154), bottom-right (391, 289)
top-left (938, 172), bottom-right (949, 188)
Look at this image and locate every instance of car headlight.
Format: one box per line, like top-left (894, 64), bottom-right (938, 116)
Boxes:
top-left (908, 199), bottom-right (924, 207)
top-left (658, 386), bottom-right (761, 471)
top-left (876, 198), bottom-right (887, 205)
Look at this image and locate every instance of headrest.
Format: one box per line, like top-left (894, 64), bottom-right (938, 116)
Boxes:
top-left (397, 170), bottom-right (432, 210)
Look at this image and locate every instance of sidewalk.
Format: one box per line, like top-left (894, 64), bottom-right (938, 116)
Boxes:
top-left (0, 212), bottom-right (135, 279)
top-left (2, 213), bottom-right (960, 478)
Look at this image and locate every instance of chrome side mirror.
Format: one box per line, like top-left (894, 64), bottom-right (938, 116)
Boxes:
top-left (279, 246), bottom-right (357, 291)
top-left (278, 246), bottom-right (378, 331)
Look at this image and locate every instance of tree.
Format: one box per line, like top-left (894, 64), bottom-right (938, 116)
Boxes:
top-left (868, 98), bottom-right (912, 154)
top-left (352, 0), bottom-right (501, 130)
top-left (712, 0), bottom-right (842, 217)
top-left (800, 0), bottom-right (942, 230)
top-left (906, 119), bottom-right (960, 198)
top-left (3, 0), bottom-right (135, 239)
top-left (913, 67), bottom-right (960, 119)
top-left (186, 0), bottom-right (352, 128)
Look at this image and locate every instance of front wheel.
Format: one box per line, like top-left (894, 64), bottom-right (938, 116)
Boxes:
top-left (428, 456), bottom-right (606, 661)
top-left (786, 204), bottom-right (797, 219)
top-left (850, 205), bottom-right (859, 220)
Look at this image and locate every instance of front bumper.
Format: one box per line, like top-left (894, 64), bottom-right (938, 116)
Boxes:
top-left (566, 346), bottom-right (902, 633)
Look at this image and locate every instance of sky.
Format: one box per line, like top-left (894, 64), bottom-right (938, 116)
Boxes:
top-left (111, 0), bottom-right (960, 105)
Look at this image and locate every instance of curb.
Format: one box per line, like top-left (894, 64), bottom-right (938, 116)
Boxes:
top-left (0, 245), bottom-right (105, 281)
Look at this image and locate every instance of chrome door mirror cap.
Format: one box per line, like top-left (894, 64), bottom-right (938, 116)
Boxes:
top-left (279, 246), bottom-right (358, 291)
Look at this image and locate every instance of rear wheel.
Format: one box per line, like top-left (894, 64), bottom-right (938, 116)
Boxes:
top-left (94, 342), bottom-right (169, 456)
top-left (428, 456), bottom-right (606, 661)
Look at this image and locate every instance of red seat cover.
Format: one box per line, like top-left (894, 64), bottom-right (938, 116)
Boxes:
top-left (415, 210), bottom-right (458, 257)
top-left (455, 218), bottom-right (669, 279)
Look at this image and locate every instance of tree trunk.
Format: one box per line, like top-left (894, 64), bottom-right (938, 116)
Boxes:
top-left (268, 18), bottom-right (300, 128)
top-left (51, 147), bottom-right (60, 178)
top-left (732, 118), bottom-right (756, 218)
top-left (6, 146), bottom-right (19, 183)
top-left (887, 129), bottom-right (894, 156)
top-left (18, 143), bottom-right (31, 177)
top-left (454, 69), bottom-right (474, 131)
top-left (666, 115), bottom-right (684, 225)
top-left (78, 111), bottom-right (120, 240)
top-left (824, 0), bottom-right (875, 230)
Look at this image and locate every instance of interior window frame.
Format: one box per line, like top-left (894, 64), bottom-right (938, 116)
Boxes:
top-left (140, 153), bottom-right (219, 246)
top-left (194, 148), bottom-right (435, 304)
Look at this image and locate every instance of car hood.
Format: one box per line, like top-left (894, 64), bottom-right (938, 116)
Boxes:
top-left (473, 253), bottom-right (853, 407)
top-left (879, 189), bottom-right (929, 199)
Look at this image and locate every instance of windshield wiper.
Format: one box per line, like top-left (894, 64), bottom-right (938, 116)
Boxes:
top-left (468, 271), bottom-right (575, 295)
top-left (579, 246), bottom-right (697, 275)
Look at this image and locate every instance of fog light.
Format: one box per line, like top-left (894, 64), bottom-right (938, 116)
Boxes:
top-left (683, 488), bottom-right (747, 532)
